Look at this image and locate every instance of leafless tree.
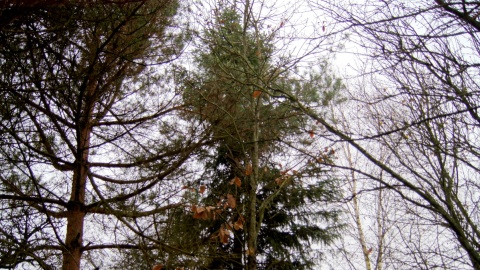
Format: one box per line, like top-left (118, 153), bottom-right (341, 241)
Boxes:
top-left (272, 0), bottom-right (480, 269)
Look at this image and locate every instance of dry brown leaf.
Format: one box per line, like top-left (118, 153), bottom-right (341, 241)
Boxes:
top-left (229, 176), bottom-right (241, 187)
top-left (152, 265), bottom-right (163, 270)
top-left (233, 215), bottom-right (244, 230)
top-left (199, 185), bottom-right (206, 194)
top-left (193, 207), bottom-right (207, 219)
top-left (219, 225), bottom-right (230, 244)
top-left (193, 206), bottom-right (209, 220)
top-left (227, 194), bottom-right (236, 209)
top-left (253, 90), bottom-right (261, 98)
top-left (193, 206), bottom-right (217, 220)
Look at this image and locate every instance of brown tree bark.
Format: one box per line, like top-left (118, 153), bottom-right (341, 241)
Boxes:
top-left (62, 86), bottom-right (94, 269)
top-left (62, 128), bottom-right (91, 270)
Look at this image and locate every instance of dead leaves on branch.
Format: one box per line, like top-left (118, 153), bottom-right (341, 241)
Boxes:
top-left (190, 192), bottom-right (243, 245)
top-left (274, 167), bottom-right (301, 186)
top-left (187, 177), bottom-right (241, 221)
top-left (229, 176), bottom-right (241, 187)
top-left (232, 215), bottom-right (244, 230)
top-left (226, 193), bottom-right (236, 209)
top-left (218, 215), bottom-right (244, 244)
top-left (191, 204), bottom-right (244, 245)
top-left (219, 224), bottom-right (230, 244)
top-left (191, 193), bottom-right (237, 220)
top-left (182, 185), bottom-right (207, 194)
top-left (191, 205), bottom-right (219, 220)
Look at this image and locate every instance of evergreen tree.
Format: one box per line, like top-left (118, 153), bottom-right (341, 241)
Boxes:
top-left (169, 2), bottom-right (344, 269)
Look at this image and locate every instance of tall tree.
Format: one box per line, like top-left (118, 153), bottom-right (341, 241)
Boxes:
top-left (0, 1), bottom-right (204, 269)
top-left (168, 2), bottom-right (344, 269)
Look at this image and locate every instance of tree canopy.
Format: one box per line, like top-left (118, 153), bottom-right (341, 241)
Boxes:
top-left (0, 1), bottom-right (205, 269)
top-left (2, 0), bottom-right (479, 269)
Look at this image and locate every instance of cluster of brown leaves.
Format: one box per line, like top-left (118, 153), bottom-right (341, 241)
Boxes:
top-left (191, 205), bottom-right (219, 220)
top-left (218, 215), bottom-right (245, 244)
top-left (230, 215), bottom-right (244, 231)
top-left (191, 206), bottom-right (242, 245)
top-left (191, 192), bottom-right (238, 220)
top-left (188, 178), bottom-right (245, 245)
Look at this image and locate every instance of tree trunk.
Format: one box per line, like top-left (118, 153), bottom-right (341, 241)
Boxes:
top-left (247, 97), bottom-right (261, 270)
top-left (243, 0), bottom-right (258, 268)
top-left (246, 136), bottom-right (258, 270)
top-left (62, 100), bottom-right (93, 269)
top-left (345, 144), bottom-right (372, 270)
top-left (62, 202), bottom-right (86, 270)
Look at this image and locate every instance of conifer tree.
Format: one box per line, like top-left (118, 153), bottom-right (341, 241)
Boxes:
top-left (0, 1), bottom-right (200, 269)
top-left (167, 2), bottom-right (344, 269)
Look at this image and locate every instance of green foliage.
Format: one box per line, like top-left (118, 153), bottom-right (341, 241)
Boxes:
top-left (172, 3), bottom-right (344, 269)
top-left (256, 167), bottom-right (342, 269)
top-left (0, 1), bottom-right (187, 269)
